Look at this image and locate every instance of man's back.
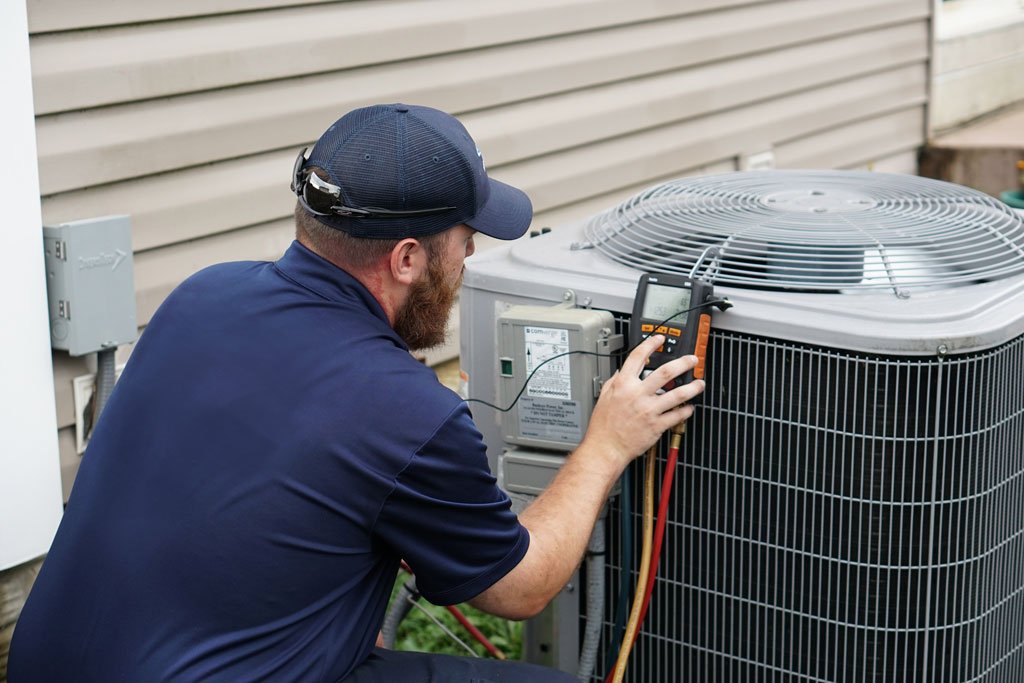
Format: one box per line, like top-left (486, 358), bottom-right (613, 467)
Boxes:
top-left (9, 243), bottom-right (526, 681)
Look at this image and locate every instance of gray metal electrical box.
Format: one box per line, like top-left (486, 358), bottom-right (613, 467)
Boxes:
top-left (43, 215), bottom-right (137, 356)
top-left (497, 304), bottom-right (621, 452)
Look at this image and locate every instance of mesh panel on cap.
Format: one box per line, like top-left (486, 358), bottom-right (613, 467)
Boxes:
top-left (300, 103), bottom-right (529, 239)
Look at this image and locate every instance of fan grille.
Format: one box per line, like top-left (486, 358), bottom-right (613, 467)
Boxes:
top-left (582, 171), bottom-right (1024, 295)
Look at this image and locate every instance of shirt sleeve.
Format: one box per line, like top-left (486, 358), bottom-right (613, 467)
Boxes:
top-left (372, 403), bottom-right (530, 605)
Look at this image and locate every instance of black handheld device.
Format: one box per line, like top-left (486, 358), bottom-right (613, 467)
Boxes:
top-left (629, 272), bottom-right (714, 389)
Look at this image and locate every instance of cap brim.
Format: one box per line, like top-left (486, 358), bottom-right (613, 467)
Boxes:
top-left (465, 178), bottom-right (533, 240)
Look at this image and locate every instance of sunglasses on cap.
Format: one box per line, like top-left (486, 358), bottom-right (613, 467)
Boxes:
top-left (290, 148), bottom-right (456, 219)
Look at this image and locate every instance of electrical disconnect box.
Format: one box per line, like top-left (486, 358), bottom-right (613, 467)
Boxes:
top-left (497, 304), bottom-right (620, 451)
top-left (42, 215), bottom-right (137, 356)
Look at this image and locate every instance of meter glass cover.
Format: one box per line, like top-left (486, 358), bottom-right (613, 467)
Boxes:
top-left (642, 284), bottom-right (691, 324)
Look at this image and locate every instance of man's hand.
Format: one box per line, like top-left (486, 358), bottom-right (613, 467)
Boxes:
top-left (584, 334), bottom-right (705, 470)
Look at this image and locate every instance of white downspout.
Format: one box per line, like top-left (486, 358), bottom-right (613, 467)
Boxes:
top-left (0, 0), bottom-right (64, 572)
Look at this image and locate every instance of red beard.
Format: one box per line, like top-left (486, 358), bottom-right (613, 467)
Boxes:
top-left (393, 257), bottom-right (462, 352)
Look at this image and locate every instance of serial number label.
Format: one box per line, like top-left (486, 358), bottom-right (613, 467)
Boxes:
top-left (517, 397), bottom-right (582, 443)
top-left (524, 326), bottom-right (571, 400)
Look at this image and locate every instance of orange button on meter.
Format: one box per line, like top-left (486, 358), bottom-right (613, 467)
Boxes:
top-left (655, 326), bottom-right (669, 334)
top-left (641, 324), bottom-right (654, 332)
top-left (668, 327), bottom-right (681, 337)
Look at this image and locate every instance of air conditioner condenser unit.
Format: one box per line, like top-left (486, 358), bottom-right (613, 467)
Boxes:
top-left (459, 170), bottom-right (1024, 682)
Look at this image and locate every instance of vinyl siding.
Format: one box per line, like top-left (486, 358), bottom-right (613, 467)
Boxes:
top-left (931, 0), bottom-right (1024, 131)
top-left (29, 0), bottom-right (932, 497)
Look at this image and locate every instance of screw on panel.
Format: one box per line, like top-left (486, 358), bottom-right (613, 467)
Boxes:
top-left (937, 344), bottom-right (949, 357)
top-left (896, 289), bottom-right (911, 299)
top-left (569, 241), bottom-right (594, 251)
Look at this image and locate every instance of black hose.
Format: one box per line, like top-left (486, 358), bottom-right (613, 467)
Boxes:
top-left (381, 575), bottom-right (419, 649)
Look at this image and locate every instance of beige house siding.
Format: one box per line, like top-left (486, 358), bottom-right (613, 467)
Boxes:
top-left (931, 0), bottom-right (1024, 132)
top-left (30, 0), bottom-right (932, 498)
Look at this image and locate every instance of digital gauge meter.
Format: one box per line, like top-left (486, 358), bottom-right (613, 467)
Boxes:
top-left (629, 272), bottom-right (714, 390)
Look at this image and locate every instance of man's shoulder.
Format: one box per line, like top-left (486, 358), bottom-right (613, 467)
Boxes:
top-left (329, 341), bottom-right (464, 439)
top-left (157, 261), bottom-right (272, 310)
top-left (181, 259), bottom-right (269, 288)
top-left (361, 347), bottom-right (464, 414)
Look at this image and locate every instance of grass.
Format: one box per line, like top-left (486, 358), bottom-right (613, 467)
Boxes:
top-left (389, 573), bottom-right (522, 660)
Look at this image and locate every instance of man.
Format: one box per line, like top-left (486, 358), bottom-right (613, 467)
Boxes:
top-left (10, 103), bottom-right (704, 681)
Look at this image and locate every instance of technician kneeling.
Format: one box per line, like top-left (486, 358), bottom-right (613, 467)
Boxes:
top-left (9, 103), bottom-right (704, 682)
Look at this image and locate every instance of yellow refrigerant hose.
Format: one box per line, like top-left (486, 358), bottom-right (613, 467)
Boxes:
top-left (611, 444), bottom-right (657, 683)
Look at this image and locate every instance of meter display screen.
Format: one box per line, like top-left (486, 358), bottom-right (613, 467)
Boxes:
top-left (642, 284), bottom-right (692, 325)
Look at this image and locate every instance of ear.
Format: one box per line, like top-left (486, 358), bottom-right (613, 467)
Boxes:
top-left (388, 238), bottom-right (428, 286)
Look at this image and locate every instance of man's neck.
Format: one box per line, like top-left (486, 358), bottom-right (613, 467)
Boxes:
top-left (296, 233), bottom-right (400, 325)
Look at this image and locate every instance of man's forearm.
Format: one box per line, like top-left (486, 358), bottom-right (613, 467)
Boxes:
top-left (518, 437), bottom-right (625, 598)
top-left (471, 437), bottom-right (625, 620)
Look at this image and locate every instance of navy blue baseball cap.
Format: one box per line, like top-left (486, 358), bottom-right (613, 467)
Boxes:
top-left (291, 103), bottom-right (533, 240)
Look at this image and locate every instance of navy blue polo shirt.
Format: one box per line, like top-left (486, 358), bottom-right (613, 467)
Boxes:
top-left (10, 241), bottom-right (529, 682)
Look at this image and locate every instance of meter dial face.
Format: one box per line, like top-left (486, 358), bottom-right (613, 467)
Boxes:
top-left (642, 284), bottom-right (691, 325)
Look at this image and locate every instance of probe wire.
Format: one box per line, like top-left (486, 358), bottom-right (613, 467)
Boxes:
top-left (465, 300), bottom-right (729, 414)
top-left (403, 595), bottom-right (480, 658)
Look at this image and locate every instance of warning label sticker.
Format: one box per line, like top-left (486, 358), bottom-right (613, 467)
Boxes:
top-left (518, 397), bottom-right (582, 443)
top-left (524, 326), bottom-right (571, 400)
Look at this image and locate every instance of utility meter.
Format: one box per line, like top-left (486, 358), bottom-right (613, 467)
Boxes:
top-left (496, 304), bottom-right (622, 452)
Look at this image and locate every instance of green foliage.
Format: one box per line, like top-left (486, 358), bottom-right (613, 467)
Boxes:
top-left (388, 574), bottom-right (522, 660)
